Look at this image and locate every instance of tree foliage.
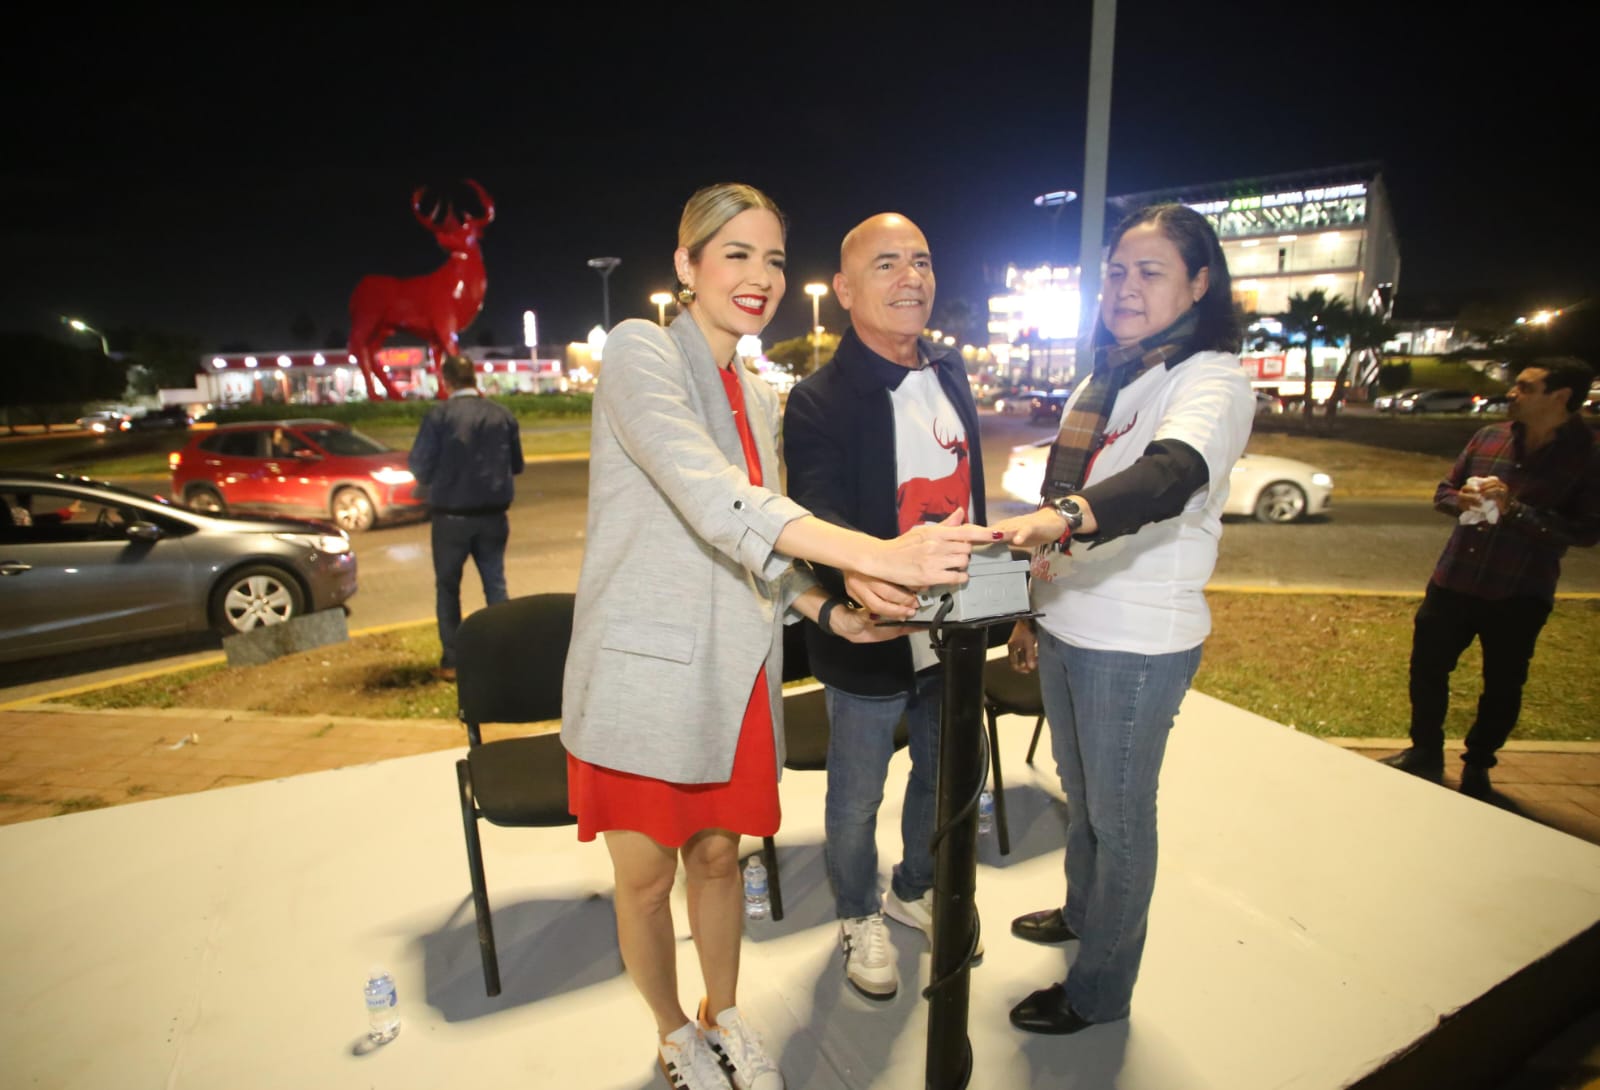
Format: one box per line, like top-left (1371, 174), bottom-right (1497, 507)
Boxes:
top-left (930, 298), bottom-right (979, 346)
top-left (766, 331), bottom-right (841, 377)
top-left (0, 331), bottom-right (125, 431)
top-left (1324, 308), bottom-right (1397, 426)
top-left (114, 327), bottom-right (206, 395)
top-left (1279, 291), bottom-right (1349, 430)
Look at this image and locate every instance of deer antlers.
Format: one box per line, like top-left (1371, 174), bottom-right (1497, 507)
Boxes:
top-left (410, 178), bottom-right (496, 235)
top-left (934, 423), bottom-right (967, 454)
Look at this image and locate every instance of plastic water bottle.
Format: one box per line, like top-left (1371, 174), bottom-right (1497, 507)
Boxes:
top-left (977, 790), bottom-right (995, 836)
top-left (364, 967), bottom-right (400, 1043)
top-left (743, 856), bottom-right (771, 920)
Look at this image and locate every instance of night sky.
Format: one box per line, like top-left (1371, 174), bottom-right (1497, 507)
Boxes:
top-left (2, 8), bottom-right (1590, 355)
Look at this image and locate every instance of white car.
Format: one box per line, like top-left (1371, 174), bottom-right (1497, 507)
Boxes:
top-left (1000, 438), bottom-right (1333, 524)
top-left (75, 410), bottom-right (128, 434)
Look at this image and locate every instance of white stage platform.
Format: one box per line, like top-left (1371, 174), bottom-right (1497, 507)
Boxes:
top-left (3, 691), bottom-right (1598, 1089)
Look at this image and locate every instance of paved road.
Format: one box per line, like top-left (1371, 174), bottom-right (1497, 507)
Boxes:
top-left (4, 413), bottom-right (1596, 702)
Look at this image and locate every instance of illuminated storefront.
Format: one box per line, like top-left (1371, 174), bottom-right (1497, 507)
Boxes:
top-left (986, 263), bottom-right (1083, 389)
top-left (195, 347), bottom-right (564, 405)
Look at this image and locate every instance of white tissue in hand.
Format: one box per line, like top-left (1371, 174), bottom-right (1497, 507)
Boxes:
top-left (1459, 476), bottom-right (1500, 525)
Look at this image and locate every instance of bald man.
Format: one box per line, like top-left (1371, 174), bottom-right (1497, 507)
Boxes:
top-left (783, 214), bottom-right (988, 1000)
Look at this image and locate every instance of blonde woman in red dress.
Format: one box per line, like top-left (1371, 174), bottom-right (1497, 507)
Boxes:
top-left (561, 183), bottom-right (995, 1089)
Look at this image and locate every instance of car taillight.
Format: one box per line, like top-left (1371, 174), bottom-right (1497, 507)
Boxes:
top-left (169, 451), bottom-right (182, 471)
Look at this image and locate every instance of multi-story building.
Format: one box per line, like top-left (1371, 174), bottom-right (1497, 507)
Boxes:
top-left (987, 163), bottom-right (1401, 400)
top-left (1112, 162), bottom-right (1401, 401)
top-left (1113, 162), bottom-right (1400, 319)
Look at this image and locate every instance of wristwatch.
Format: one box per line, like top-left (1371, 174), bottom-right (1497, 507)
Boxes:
top-left (1045, 495), bottom-right (1084, 537)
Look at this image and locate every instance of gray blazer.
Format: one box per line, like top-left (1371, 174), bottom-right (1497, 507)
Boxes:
top-left (560, 316), bottom-right (811, 784)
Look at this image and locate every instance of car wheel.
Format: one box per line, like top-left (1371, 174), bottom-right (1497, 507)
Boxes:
top-left (331, 486), bottom-right (376, 532)
top-left (185, 485), bottom-right (227, 516)
top-left (210, 565), bottom-right (304, 635)
top-left (1253, 481), bottom-right (1308, 524)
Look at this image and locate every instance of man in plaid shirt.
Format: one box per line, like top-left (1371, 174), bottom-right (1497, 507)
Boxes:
top-left (1382, 358), bottom-right (1599, 798)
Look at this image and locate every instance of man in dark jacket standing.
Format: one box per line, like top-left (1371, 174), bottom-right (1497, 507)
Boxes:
top-left (784, 213), bottom-right (987, 1000)
top-left (408, 355), bottom-right (524, 681)
top-left (1381, 357), bottom-right (1598, 797)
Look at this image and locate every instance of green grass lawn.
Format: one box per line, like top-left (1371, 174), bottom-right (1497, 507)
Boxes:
top-left (64, 593), bottom-right (1599, 745)
top-left (1197, 592), bottom-right (1598, 743)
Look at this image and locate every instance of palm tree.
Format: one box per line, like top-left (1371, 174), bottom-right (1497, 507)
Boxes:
top-left (1279, 291), bottom-right (1349, 430)
top-left (1325, 308), bottom-right (1397, 427)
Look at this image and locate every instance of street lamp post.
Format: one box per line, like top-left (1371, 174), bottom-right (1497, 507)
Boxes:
top-left (63, 316), bottom-right (110, 357)
top-left (587, 257), bottom-right (622, 330)
top-left (650, 291), bottom-right (673, 327)
top-left (804, 283), bottom-right (828, 373)
top-left (1032, 189), bottom-right (1080, 267)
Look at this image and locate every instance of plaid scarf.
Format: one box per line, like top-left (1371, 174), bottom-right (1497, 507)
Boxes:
top-left (1040, 308), bottom-right (1200, 501)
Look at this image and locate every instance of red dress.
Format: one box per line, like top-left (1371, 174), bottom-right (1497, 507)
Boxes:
top-left (566, 364), bottom-right (781, 847)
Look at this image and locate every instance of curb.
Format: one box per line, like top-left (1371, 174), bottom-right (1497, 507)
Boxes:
top-left (1323, 737), bottom-right (1600, 755)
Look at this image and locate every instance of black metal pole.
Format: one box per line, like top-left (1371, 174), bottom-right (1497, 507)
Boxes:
top-left (924, 624), bottom-right (988, 1090)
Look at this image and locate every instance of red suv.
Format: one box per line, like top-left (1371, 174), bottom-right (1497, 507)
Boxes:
top-left (169, 419), bottom-right (423, 532)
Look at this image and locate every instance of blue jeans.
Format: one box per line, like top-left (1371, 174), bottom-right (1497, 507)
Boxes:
top-left (431, 512), bottom-right (510, 668)
top-left (1036, 629), bottom-right (1202, 1022)
top-left (823, 670), bottom-right (942, 919)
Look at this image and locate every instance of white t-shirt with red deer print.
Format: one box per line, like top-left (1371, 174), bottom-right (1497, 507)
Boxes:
top-left (890, 363), bottom-right (974, 670)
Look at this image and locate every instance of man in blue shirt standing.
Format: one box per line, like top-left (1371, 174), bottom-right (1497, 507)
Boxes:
top-left (408, 355), bottom-right (524, 682)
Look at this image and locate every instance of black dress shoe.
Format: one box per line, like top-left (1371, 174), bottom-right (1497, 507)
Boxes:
top-left (1378, 747), bottom-right (1443, 783)
top-left (1011, 907), bottom-right (1079, 945)
top-left (1009, 983), bottom-right (1094, 1035)
top-left (1460, 764), bottom-right (1492, 800)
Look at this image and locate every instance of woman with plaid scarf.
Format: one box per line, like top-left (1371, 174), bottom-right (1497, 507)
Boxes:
top-left (992, 203), bottom-right (1254, 1036)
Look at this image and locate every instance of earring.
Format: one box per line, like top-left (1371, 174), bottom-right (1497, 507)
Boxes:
top-left (677, 286), bottom-right (696, 306)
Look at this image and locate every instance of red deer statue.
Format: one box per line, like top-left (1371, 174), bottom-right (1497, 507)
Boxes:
top-left (347, 179), bottom-right (495, 400)
top-left (896, 425), bottom-right (971, 532)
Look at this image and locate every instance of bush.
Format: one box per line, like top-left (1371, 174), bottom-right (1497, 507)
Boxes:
top-left (1377, 361), bottom-right (1412, 391)
top-left (201, 392), bottom-right (593, 427)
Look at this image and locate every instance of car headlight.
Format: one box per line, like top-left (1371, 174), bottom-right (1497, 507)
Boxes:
top-left (1311, 473), bottom-right (1333, 487)
top-left (275, 532), bottom-right (352, 554)
top-left (371, 467), bottom-right (414, 485)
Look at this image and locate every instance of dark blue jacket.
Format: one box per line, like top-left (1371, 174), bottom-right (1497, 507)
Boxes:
top-left (783, 328), bottom-right (987, 696)
top-left (408, 390), bottom-right (524, 513)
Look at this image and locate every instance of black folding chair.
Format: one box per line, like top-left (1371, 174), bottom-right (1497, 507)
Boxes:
top-left (454, 593), bottom-right (578, 997)
top-left (762, 622), bottom-right (907, 921)
top-left (981, 656), bottom-right (1047, 857)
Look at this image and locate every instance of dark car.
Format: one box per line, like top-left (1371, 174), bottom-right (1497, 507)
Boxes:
top-left (988, 386), bottom-right (1048, 415)
top-left (1396, 388), bottom-right (1475, 414)
top-left (169, 419), bottom-right (423, 533)
top-left (1374, 387), bottom-right (1425, 412)
top-left (120, 405), bottom-right (192, 431)
top-left (1471, 394), bottom-right (1510, 415)
top-left (1029, 390), bottom-right (1071, 425)
top-left (0, 472), bottom-right (356, 663)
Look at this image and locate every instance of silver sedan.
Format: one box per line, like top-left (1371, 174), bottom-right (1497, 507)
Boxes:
top-left (0, 472), bottom-right (357, 664)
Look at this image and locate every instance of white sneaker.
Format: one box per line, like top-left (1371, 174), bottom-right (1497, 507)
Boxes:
top-left (699, 1001), bottom-right (784, 1090)
top-left (658, 1021), bottom-right (729, 1090)
top-left (840, 913), bottom-right (899, 999)
top-left (884, 888), bottom-right (985, 958)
